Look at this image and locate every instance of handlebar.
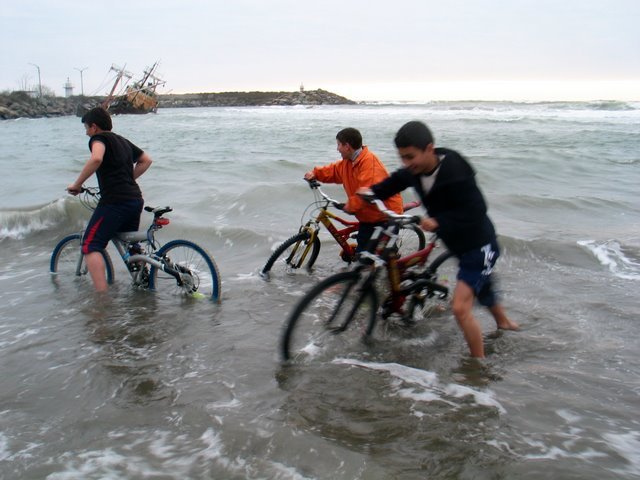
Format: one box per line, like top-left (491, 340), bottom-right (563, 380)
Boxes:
top-left (79, 186), bottom-right (99, 195)
top-left (305, 178), bottom-right (344, 209)
top-left (357, 189), bottom-right (421, 226)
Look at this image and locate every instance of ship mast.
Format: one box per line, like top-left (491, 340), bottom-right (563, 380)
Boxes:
top-left (101, 64), bottom-right (132, 109)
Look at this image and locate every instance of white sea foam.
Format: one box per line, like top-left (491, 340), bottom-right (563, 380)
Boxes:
top-left (0, 199), bottom-right (68, 240)
top-left (45, 427), bottom-right (241, 479)
top-left (334, 358), bottom-right (506, 414)
top-left (603, 431), bottom-right (640, 476)
top-left (0, 432), bottom-right (10, 461)
top-left (578, 239), bottom-right (640, 280)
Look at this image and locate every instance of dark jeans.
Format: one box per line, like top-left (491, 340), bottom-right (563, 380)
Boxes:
top-left (355, 221), bottom-right (386, 253)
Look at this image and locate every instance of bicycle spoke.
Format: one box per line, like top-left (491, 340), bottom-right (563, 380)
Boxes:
top-left (50, 234), bottom-right (114, 287)
top-left (282, 271), bottom-right (377, 363)
top-left (262, 232), bottom-right (320, 278)
top-left (150, 240), bottom-right (221, 301)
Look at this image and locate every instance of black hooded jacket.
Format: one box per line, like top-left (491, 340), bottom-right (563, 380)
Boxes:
top-left (371, 147), bottom-right (497, 256)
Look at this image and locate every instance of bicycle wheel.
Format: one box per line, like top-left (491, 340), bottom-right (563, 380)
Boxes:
top-left (50, 234), bottom-right (114, 285)
top-left (396, 224), bottom-right (426, 258)
top-left (403, 250), bottom-right (456, 323)
top-left (149, 239), bottom-right (221, 302)
top-left (261, 231), bottom-right (321, 277)
top-left (281, 270), bottom-right (378, 363)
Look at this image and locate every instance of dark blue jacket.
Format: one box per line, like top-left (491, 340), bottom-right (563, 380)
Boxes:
top-left (371, 147), bottom-right (497, 256)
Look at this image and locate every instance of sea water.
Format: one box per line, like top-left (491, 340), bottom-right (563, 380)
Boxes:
top-left (1, 102), bottom-right (639, 479)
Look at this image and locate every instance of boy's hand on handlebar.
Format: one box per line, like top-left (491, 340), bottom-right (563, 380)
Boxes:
top-left (420, 217), bottom-right (439, 232)
top-left (66, 184), bottom-right (82, 196)
top-left (303, 173), bottom-right (320, 188)
top-left (332, 202), bottom-right (345, 210)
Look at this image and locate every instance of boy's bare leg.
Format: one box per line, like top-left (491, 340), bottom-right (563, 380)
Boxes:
top-left (86, 251), bottom-right (108, 292)
top-left (489, 304), bottom-right (519, 330)
top-left (451, 281), bottom-right (485, 358)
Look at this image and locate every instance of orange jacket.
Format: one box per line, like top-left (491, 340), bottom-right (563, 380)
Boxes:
top-left (312, 146), bottom-right (404, 223)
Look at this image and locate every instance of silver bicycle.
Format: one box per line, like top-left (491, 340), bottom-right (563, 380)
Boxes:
top-left (49, 187), bottom-right (221, 301)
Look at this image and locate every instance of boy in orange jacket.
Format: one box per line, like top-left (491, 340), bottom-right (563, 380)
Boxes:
top-left (304, 128), bottom-right (403, 252)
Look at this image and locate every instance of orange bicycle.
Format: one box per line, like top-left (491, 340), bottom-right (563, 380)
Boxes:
top-left (261, 179), bottom-right (425, 278)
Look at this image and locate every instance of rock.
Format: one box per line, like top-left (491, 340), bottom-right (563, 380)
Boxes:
top-left (0, 89), bottom-right (356, 119)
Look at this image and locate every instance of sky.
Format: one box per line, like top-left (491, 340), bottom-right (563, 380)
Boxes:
top-left (1, 0), bottom-right (639, 102)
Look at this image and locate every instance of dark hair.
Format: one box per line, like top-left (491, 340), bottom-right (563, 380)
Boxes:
top-left (336, 127), bottom-right (363, 150)
top-left (394, 121), bottom-right (434, 150)
top-left (81, 107), bottom-right (113, 131)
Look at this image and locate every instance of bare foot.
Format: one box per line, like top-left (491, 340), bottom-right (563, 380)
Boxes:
top-left (489, 305), bottom-right (519, 331)
top-left (497, 318), bottom-right (519, 330)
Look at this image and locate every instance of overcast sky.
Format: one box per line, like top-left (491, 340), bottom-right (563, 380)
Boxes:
top-left (2, 0), bottom-right (639, 101)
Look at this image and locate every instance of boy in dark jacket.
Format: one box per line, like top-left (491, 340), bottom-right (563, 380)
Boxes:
top-left (364, 121), bottom-right (518, 358)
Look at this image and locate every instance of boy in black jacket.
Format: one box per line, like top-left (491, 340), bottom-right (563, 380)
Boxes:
top-left (364, 121), bottom-right (518, 358)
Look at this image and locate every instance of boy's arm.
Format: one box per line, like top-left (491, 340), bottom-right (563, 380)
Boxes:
top-left (345, 160), bottom-right (389, 213)
top-left (133, 152), bottom-right (152, 179)
top-left (308, 161), bottom-right (342, 184)
top-left (67, 141), bottom-right (105, 194)
top-left (370, 168), bottom-right (413, 199)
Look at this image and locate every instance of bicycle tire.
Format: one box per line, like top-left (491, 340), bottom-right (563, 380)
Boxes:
top-left (261, 231), bottom-right (321, 277)
top-left (149, 239), bottom-right (221, 302)
top-left (50, 234), bottom-right (115, 285)
top-left (397, 224), bottom-right (426, 258)
top-left (403, 250), bottom-right (456, 323)
top-left (281, 270), bottom-right (378, 362)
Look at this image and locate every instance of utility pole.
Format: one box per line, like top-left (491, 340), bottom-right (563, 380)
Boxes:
top-left (74, 66), bottom-right (88, 96)
top-left (28, 63), bottom-right (42, 98)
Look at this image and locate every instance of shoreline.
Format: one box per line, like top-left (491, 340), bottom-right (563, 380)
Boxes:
top-left (0, 89), bottom-right (356, 120)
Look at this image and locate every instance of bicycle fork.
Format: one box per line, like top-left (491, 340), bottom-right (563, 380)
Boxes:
top-left (287, 226), bottom-right (318, 268)
top-left (329, 269), bottom-right (379, 334)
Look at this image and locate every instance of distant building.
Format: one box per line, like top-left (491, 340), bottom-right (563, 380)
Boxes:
top-left (64, 77), bottom-right (74, 97)
top-left (300, 83), bottom-right (304, 92)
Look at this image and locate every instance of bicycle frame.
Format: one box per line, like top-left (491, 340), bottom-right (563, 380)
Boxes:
top-left (295, 181), bottom-right (359, 263)
top-left (304, 181), bottom-right (423, 264)
top-left (111, 207), bottom-right (187, 286)
top-left (355, 198), bottom-right (449, 318)
top-left (69, 190), bottom-right (183, 286)
top-left (306, 207), bottom-right (359, 257)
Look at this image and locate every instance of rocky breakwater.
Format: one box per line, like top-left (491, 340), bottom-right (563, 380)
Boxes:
top-left (158, 89), bottom-right (356, 108)
top-left (0, 91), bottom-right (101, 120)
top-left (0, 89), bottom-right (356, 120)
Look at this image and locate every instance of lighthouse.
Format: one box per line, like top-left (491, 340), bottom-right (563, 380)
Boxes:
top-left (64, 77), bottom-right (74, 97)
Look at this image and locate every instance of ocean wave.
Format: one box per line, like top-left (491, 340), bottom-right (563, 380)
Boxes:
top-left (577, 240), bottom-right (640, 280)
top-left (496, 193), bottom-right (633, 216)
top-left (363, 99), bottom-right (638, 111)
top-left (497, 235), bottom-right (612, 272)
top-left (333, 358), bottom-right (506, 413)
top-left (0, 198), bottom-right (89, 241)
top-left (586, 100), bottom-right (637, 111)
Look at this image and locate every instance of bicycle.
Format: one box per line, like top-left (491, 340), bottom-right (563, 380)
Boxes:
top-left (261, 179), bottom-right (426, 278)
top-left (280, 194), bottom-right (456, 362)
top-left (49, 187), bottom-right (222, 301)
